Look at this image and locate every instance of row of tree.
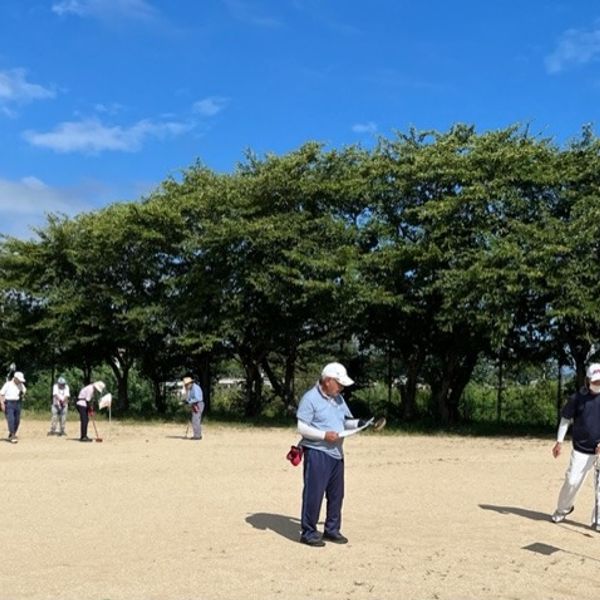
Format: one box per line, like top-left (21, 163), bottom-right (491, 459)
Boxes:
top-left (1, 123), bottom-right (599, 423)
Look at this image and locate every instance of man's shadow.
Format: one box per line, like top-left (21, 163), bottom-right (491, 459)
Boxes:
top-left (479, 503), bottom-right (595, 536)
top-left (479, 504), bottom-right (550, 522)
top-left (246, 512), bottom-right (301, 542)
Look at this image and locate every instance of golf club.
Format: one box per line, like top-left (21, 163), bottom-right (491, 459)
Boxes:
top-left (595, 456), bottom-right (600, 531)
top-left (360, 416), bottom-right (386, 432)
top-left (90, 411), bottom-right (103, 442)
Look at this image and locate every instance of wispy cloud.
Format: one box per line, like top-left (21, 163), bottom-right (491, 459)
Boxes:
top-left (0, 176), bottom-right (94, 239)
top-left (93, 102), bottom-right (125, 115)
top-left (23, 117), bottom-right (193, 154)
top-left (0, 68), bottom-right (55, 116)
top-left (365, 67), bottom-right (450, 93)
top-left (51, 0), bottom-right (160, 23)
top-left (192, 96), bottom-right (229, 117)
top-left (222, 0), bottom-right (282, 28)
top-left (352, 121), bottom-right (377, 135)
top-left (290, 0), bottom-right (360, 35)
top-left (545, 24), bottom-right (600, 74)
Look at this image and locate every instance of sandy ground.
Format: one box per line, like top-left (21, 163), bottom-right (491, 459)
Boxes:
top-left (1, 417), bottom-right (600, 600)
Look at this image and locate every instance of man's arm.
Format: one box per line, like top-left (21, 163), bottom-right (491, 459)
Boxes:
top-left (552, 417), bottom-right (572, 458)
top-left (297, 420), bottom-right (339, 443)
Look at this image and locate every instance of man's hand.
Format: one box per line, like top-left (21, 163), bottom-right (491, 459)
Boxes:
top-left (552, 442), bottom-right (562, 458)
top-left (324, 431), bottom-right (339, 443)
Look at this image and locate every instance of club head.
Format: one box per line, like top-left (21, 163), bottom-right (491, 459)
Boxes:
top-left (372, 417), bottom-right (387, 432)
top-left (95, 438), bottom-right (103, 443)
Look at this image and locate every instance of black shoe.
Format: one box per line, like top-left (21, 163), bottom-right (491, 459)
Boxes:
top-left (300, 536), bottom-right (326, 547)
top-left (323, 532), bottom-right (349, 544)
top-left (80, 437), bottom-right (93, 442)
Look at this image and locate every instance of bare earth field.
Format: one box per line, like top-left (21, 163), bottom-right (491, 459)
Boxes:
top-left (1, 418), bottom-right (599, 600)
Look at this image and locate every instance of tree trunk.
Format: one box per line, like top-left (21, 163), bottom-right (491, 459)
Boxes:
top-left (108, 350), bottom-right (131, 413)
top-left (398, 349), bottom-right (425, 421)
top-left (567, 338), bottom-right (590, 390)
top-left (556, 358), bottom-right (563, 425)
top-left (427, 350), bottom-right (479, 425)
top-left (197, 355), bottom-right (212, 414)
top-left (496, 354), bottom-right (504, 423)
top-left (153, 377), bottom-right (166, 414)
top-left (243, 362), bottom-right (263, 417)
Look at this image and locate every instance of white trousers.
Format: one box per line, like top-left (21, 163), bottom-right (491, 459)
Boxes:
top-left (50, 404), bottom-right (68, 434)
top-left (555, 448), bottom-right (599, 522)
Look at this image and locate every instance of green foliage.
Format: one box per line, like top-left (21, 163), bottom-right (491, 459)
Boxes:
top-left (461, 380), bottom-right (559, 426)
top-left (2, 123), bottom-right (600, 428)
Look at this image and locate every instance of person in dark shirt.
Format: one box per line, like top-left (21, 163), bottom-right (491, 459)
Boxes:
top-left (551, 362), bottom-right (600, 526)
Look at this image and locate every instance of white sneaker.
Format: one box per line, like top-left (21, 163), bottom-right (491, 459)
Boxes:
top-left (551, 506), bottom-right (574, 523)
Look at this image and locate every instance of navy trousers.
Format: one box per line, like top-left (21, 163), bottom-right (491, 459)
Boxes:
top-left (5, 400), bottom-right (21, 436)
top-left (77, 404), bottom-right (89, 439)
top-left (301, 447), bottom-right (345, 540)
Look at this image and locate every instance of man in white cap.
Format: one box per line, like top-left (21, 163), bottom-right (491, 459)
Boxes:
top-left (551, 362), bottom-right (600, 526)
top-left (48, 376), bottom-right (70, 436)
top-left (182, 376), bottom-right (204, 440)
top-left (295, 362), bottom-right (364, 546)
top-left (0, 371), bottom-right (27, 443)
top-left (76, 381), bottom-right (105, 442)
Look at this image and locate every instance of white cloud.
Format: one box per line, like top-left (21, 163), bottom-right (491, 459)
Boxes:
top-left (192, 96), bottom-right (229, 117)
top-left (94, 102), bottom-right (125, 115)
top-left (23, 117), bottom-right (193, 154)
top-left (545, 24), bottom-right (600, 74)
top-left (52, 0), bottom-right (159, 22)
top-left (0, 176), bottom-right (93, 239)
top-left (0, 68), bottom-right (55, 114)
top-left (222, 0), bottom-right (282, 28)
top-left (352, 121), bottom-right (377, 135)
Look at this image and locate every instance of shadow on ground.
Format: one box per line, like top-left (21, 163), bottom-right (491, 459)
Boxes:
top-left (245, 512), bottom-right (301, 542)
top-left (479, 504), bottom-right (550, 522)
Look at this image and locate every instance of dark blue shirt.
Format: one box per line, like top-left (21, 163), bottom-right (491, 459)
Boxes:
top-left (561, 388), bottom-right (600, 454)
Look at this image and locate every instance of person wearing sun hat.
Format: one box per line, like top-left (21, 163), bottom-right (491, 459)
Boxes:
top-left (295, 362), bottom-right (362, 547)
top-left (182, 375), bottom-right (204, 440)
top-left (551, 362), bottom-right (600, 526)
top-left (76, 380), bottom-right (105, 442)
top-left (0, 370), bottom-right (27, 443)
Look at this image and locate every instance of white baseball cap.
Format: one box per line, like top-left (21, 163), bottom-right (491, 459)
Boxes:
top-left (321, 362), bottom-right (354, 387)
top-left (13, 371), bottom-right (25, 382)
top-left (587, 363), bottom-right (600, 382)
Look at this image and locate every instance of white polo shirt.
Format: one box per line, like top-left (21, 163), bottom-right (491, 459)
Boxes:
top-left (0, 380), bottom-right (26, 401)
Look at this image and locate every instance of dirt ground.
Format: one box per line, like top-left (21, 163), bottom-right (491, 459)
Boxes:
top-left (1, 417), bottom-right (600, 600)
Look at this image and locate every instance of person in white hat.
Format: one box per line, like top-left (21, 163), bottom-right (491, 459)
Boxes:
top-left (0, 371), bottom-right (27, 443)
top-left (295, 362), bottom-right (363, 546)
top-left (551, 362), bottom-right (600, 526)
top-left (182, 376), bottom-right (204, 440)
top-left (75, 381), bottom-right (105, 442)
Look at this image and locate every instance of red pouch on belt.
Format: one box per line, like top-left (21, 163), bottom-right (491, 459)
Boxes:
top-left (286, 445), bottom-right (303, 466)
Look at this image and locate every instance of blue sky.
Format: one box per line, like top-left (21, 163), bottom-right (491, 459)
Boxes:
top-left (1, 0), bottom-right (599, 238)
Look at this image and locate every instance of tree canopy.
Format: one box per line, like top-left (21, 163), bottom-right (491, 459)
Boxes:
top-left (2, 124), bottom-right (599, 423)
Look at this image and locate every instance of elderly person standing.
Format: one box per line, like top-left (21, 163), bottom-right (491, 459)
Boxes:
top-left (296, 362), bottom-right (364, 547)
top-left (76, 381), bottom-right (105, 442)
top-left (551, 362), bottom-right (600, 526)
top-left (183, 376), bottom-right (204, 440)
top-left (48, 376), bottom-right (70, 437)
top-left (0, 371), bottom-right (27, 444)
